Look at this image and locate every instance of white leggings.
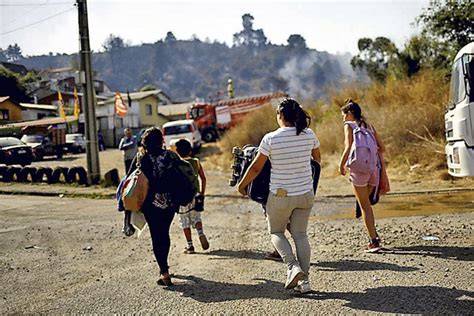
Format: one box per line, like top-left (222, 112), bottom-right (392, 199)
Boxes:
top-left (266, 190), bottom-right (314, 278)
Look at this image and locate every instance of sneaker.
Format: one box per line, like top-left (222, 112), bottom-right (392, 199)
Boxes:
top-left (294, 280), bottom-right (311, 294)
top-left (365, 240), bottom-right (381, 253)
top-left (285, 265), bottom-right (304, 289)
top-left (183, 245), bottom-right (195, 254)
top-left (264, 250), bottom-right (283, 262)
top-left (199, 234), bottom-right (209, 250)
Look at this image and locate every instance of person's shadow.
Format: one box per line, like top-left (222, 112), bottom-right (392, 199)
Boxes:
top-left (382, 245), bottom-right (473, 261)
top-left (165, 275), bottom-right (291, 302)
top-left (313, 259), bottom-right (418, 272)
top-left (165, 275), bottom-right (473, 313)
top-left (316, 286), bottom-right (474, 314)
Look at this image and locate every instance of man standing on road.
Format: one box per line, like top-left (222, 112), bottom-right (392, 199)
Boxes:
top-left (118, 128), bottom-right (138, 173)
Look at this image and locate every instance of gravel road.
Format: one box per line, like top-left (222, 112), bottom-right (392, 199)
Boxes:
top-left (0, 193), bottom-right (473, 314)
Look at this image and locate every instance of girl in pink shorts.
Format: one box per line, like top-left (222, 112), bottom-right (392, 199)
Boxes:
top-left (338, 99), bottom-right (386, 253)
top-left (350, 169), bottom-right (379, 187)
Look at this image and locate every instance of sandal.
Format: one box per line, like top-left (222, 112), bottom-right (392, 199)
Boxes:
top-left (157, 277), bottom-right (173, 286)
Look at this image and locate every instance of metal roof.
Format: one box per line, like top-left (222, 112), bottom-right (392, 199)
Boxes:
top-left (20, 103), bottom-right (57, 111)
top-left (0, 115), bottom-right (77, 129)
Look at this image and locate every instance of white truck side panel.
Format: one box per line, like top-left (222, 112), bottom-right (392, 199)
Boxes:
top-left (216, 105), bottom-right (231, 125)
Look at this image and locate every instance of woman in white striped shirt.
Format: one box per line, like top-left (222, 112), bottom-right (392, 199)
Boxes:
top-left (238, 98), bottom-right (321, 293)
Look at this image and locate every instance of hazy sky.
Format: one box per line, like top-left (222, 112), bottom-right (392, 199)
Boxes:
top-left (0, 0), bottom-right (428, 57)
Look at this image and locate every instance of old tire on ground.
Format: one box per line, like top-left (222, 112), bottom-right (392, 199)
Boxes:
top-left (33, 167), bottom-right (53, 183)
top-left (66, 167), bottom-right (88, 185)
top-left (3, 167), bottom-right (21, 183)
top-left (49, 167), bottom-right (69, 184)
top-left (103, 168), bottom-right (120, 187)
top-left (18, 167), bottom-right (37, 183)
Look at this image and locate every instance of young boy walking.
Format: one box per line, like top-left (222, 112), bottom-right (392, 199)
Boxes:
top-left (175, 139), bottom-right (209, 254)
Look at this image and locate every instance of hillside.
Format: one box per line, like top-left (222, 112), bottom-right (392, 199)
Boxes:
top-left (18, 39), bottom-right (357, 101)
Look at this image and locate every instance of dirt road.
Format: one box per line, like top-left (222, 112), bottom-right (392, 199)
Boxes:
top-left (0, 193), bottom-right (473, 314)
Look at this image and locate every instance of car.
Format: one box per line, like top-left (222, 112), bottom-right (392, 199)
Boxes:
top-left (0, 137), bottom-right (34, 166)
top-left (20, 134), bottom-right (62, 160)
top-left (162, 119), bottom-right (202, 153)
top-left (64, 133), bottom-right (86, 154)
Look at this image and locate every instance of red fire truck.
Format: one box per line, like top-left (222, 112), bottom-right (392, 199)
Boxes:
top-left (186, 91), bottom-right (288, 142)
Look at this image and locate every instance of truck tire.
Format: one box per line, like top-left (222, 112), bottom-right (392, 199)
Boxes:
top-left (202, 128), bottom-right (216, 142)
top-left (34, 150), bottom-right (44, 161)
top-left (0, 166), bottom-right (7, 182)
top-left (3, 167), bottom-right (21, 183)
top-left (66, 167), bottom-right (88, 185)
top-left (18, 167), bottom-right (37, 183)
top-left (33, 167), bottom-right (53, 183)
top-left (56, 147), bottom-right (63, 160)
top-left (50, 167), bottom-right (69, 184)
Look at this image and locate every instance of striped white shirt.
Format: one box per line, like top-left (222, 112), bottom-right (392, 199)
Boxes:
top-left (259, 127), bottom-right (320, 196)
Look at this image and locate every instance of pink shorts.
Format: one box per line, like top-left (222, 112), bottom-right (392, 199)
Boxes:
top-left (350, 170), bottom-right (379, 187)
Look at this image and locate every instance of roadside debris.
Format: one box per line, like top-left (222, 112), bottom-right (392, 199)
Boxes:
top-left (421, 235), bottom-right (440, 241)
top-left (24, 245), bottom-right (47, 250)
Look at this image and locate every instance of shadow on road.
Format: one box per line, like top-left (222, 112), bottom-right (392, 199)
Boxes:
top-left (382, 246), bottom-right (474, 261)
top-left (35, 156), bottom-right (79, 162)
top-left (203, 249), bottom-right (267, 261)
top-left (166, 275), bottom-right (473, 313)
top-left (312, 259), bottom-right (418, 272)
top-left (166, 275), bottom-right (289, 302)
top-left (309, 286), bottom-right (474, 314)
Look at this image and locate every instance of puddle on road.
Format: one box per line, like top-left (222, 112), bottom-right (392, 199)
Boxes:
top-left (314, 191), bottom-right (474, 220)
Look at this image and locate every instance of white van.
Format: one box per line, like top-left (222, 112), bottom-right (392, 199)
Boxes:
top-left (162, 119), bottom-right (202, 152)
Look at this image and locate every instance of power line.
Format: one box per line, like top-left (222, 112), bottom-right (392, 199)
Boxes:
top-left (3, 0), bottom-right (53, 28)
top-left (0, 2), bottom-right (72, 6)
top-left (0, 7), bottom-right (75, 36)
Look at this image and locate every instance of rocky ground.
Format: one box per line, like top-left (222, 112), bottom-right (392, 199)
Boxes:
top-left (0, 147), bottom-right (473, 314)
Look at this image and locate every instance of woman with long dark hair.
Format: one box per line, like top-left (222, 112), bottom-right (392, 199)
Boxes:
top-left (338, 99), bottom-right (386, 253)
top-left (238, 98), bottom-right (321, 294)
top-left (128, 127), bottom-right (179, 286)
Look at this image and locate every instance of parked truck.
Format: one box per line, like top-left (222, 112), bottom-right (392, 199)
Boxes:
top-left (186, 91), bottom-right (288, 142)
top-left (20, 124), bottom-right (66, 160)
top-left (445, 42), bottom-right (474, 177)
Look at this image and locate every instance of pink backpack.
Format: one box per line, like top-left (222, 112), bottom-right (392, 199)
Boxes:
top-left (345, 121), bottom-right (379, 173)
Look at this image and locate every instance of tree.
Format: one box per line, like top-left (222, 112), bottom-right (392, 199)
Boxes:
top-left (0, 49), bottom-right (7, 62)
top-left (287, 34), bottom-right (307, 49)
top-left (351, 37), bottom-right (400, 82)
top-left (5, 44), bottom-right (23, 62)
top-left (165, 32), bottom-right (177, 43)
top-left (416, 0), bottom-right (474, 70)
top-left (233, 14), bottom-right (267, 47)
top-left (0, 68), bottom-right (30, 102)
top-left (417, 0), bottom-right (473, 52)
top-left (102, 34), bottom-right (126, 52)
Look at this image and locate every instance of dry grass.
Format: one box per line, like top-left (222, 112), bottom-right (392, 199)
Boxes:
top-left (215, 69), bottom-right (450, 178)
top-left (218, 105), bottom-right (278, 162)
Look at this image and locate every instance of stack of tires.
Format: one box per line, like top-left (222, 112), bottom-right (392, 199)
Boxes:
top-left (0, 166), bottom-right (88, 185)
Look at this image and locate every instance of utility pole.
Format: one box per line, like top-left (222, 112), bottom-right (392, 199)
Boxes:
top-left (77, 0), bottom-right (100, 184)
